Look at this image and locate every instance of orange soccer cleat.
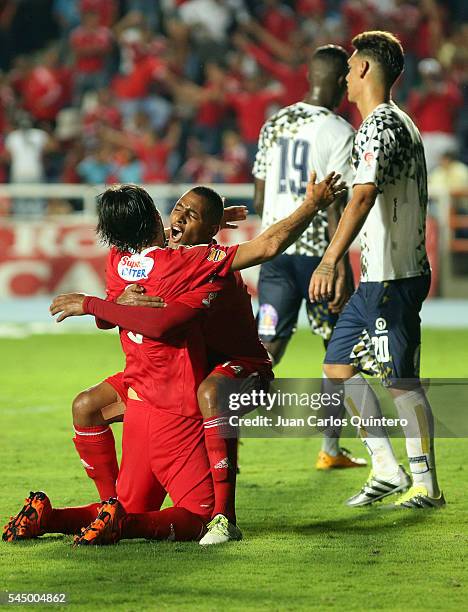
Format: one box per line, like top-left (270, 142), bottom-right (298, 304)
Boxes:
top-left (73, 498), bottom-right (125, 546)
top-left (2, 491), bottom-right (52, 542)
top-left (315, 448), bottom-right (367, 470)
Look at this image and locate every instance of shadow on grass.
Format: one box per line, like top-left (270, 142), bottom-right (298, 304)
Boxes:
top-left (293, 505), bottom-right (430, 536)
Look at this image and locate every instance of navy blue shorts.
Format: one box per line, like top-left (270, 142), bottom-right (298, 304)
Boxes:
top-left (324, 275), bottom-right (431, 386)
top-left (257, 254), bottom-right (338, 343)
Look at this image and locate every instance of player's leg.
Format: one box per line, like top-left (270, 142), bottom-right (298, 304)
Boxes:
top-left (372, 276), bottom-right (444, 507)
top-left (150, 407), bottom-right (234, 544)
top-left (72, 373), bottom-right (126, 500)
top-left (115, 398), bottom-right (166, 514)
top-left (324, 285), bottom-right (409, 506)
top-left (74, 404), bottom-right (214, 546)
top-left (2, 491), bottom-right (101, 541)
top-left (73, 497), bottom-right (207, 546)
top-left (294, 254), bottom-right (365, 469)
top-left (257, 255), bottom-right (302, 365)
top-left (197, 372), bottom-right (238, 526)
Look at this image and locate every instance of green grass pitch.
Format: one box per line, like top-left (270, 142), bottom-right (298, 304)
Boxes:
top-left (1, 328), bottom-right (467, 611)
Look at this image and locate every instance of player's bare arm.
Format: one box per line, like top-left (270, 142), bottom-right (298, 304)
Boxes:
top-left (309, 183), bottom-right (378, 302)
top-left (253, 178), bottom-right (265, 216)
top-left (231, 172), bottom-right (347, 271)
top-left (326, 195), bottom-right (354, 313)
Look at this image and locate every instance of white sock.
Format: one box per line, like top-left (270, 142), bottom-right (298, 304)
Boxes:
top-left (320, 373), bottom-right (343, 456)
top-left (343, 374), bottom-right (399, 480)
top-left (393, 388), bottom-right (439, 497)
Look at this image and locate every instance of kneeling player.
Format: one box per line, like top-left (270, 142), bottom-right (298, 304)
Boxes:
top-left (70, 187), bottom-right (274, 545)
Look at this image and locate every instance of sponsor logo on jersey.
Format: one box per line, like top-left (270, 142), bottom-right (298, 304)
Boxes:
top-left (118, 253), bottom-right (154, 281)
top-left (258, 303), bottom-right (278, 337)
top-left (364, 152), bottom-right (374, 167)
top-left (207, 247), bottom-right (226, 262)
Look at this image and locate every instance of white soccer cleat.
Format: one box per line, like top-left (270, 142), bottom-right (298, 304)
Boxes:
top-left (394, 484), bottom-right (446, 509)
top-left (346, 465), bottom-right (411, 507)
top-left (199, 514), bottom-right (242, 546)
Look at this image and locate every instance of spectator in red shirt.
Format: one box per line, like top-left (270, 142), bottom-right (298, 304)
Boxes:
top-left (216, 129), bottom-right (250, 183)
top-left (258, 0), bottom-right (296, 41)
top-left (82, 87), bottom-right (122, 142)
top-left (408, 58), bottom-right (463, 170)
top-left (22, 47), bottom-right (71, 123)
top-left (234, 32), bottom-right (308, 106)
top-left (225, 75), bottom-right (283, 167)
top-left (70, 10), bottom-right (113, 104)
top-left (100, 118), bottom-right (179, 183)
top-left (80, 0), bottom-right (118, 28)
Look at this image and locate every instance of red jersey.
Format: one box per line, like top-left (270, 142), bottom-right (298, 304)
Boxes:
top-left (70, 25), bottom-right (112, 73)
top-left (226, 90), bottom-right (283, 143)
top-left (204, 270), bottom-right (271, 375)
top-left (104, 243), bottom-right (238, 417)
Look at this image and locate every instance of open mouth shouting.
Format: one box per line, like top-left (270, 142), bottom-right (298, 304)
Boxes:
top-left (170, 224), bottom-right (184, 243)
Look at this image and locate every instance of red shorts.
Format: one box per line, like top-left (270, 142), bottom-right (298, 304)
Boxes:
top-left (116, 399), bottom-right (214, 520)
top-left (104, 371), bottom-right (127, 402)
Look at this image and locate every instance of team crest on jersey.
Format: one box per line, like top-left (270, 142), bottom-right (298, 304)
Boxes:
top-left (118, 251), bottom-right (154, 281)
top-left (207, 247), bottom-right (226, 262)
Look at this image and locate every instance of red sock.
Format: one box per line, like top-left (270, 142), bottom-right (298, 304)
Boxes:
top-left (123, 507), bottom-right (205, 541)
top-left (45, 503), bottom-right (101, 535)
top-left (73, 425), bottom-right (119, 500)
top-left (203, 416), bottom-right (238, 523)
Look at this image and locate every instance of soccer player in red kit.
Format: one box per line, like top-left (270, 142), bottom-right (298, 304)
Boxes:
top-left (71, 189), bottom-right (272, 545)
top-left (3, 175), bottom-right (346, 545)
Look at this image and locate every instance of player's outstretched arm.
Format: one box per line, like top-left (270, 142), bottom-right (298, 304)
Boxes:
top-left (309, 183), bottom-right (378, 302)
top-left (230, 172), bottom-right (347, 271)
top-left (50, 289), bottom-right (214, 340)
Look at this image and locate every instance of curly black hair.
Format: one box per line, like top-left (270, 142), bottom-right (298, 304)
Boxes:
top-left (352, 30), bottom-right (404, 87)
top-left (96, 184), bottom-right (165, 252)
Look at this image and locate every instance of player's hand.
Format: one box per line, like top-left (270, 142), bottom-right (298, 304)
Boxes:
top-left (304, 171), bottom-right (347, 212)
top-left (49, 293), bottom-right (87, 322)
top-left (327, 274), bottom-right (350, 314)
top-left (116, 284), bottom-right (166, 308)
top-left (220, 199), bottom-right (248, 229)
top-left (309, 260), bottom-right (337, 303)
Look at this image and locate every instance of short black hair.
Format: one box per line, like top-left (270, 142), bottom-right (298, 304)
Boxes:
top-left (352, 30), bottom-right (404, 87)
top-left (96, 184), bottom-right (164, 252)
top-left (190, 185), bottom-right (224, 225)
top-left (312, 44), bottom-right (349, 75)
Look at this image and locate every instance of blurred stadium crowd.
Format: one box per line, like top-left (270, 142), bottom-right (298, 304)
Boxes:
top-left (0, 0), bottom-right (466, 205)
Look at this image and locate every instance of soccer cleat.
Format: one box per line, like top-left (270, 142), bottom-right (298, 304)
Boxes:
top-left (316, 448), bottom-right (367, 470)
top-left (394, 484), bottom-right (446, 509)
top-left (73, 498), bottom-right (124, 546)
top-left (346, 465), bottom-right (411, 507)
top-left (2, 491), bottom-right (52, 542)
top-left (199, 514), bottom-right (242, 546)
